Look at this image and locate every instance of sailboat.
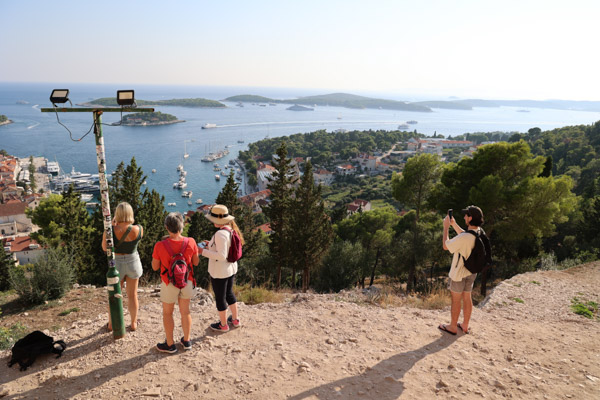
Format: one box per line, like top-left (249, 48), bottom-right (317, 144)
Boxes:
top-left (183, 141), bottom-right (189, 159)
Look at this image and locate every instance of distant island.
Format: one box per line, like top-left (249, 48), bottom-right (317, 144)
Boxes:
top-left (225, 92), bottom-right (600, 112)
top-left (116, 112), bottom-right (183, 126)
top-left (80, 97), bottom-right (226, 108)
top-left (286, 104), bottom-right (313, 111)
top-left (0, 114), bottom-right (13, 126)
top-left (226, 93), bottom-right (433, 112)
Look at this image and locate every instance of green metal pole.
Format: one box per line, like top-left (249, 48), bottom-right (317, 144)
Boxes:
top-left (94, 110), bottom-right (125, 339)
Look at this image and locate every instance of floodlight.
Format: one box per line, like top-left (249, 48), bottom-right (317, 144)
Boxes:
top-left (50, 89), bottom-right (70, 104)
top-left (116, 90), bottom-right (135, 106)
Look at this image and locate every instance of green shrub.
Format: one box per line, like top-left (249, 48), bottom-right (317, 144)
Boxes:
top-left (0, 322), bottom-right (28, 350)
top-left (512, 297), bottom-right (524, 303)
top-left (9, 248), bottom-right (74, 305)
top-left (571, 298), bottom-right (598, 319)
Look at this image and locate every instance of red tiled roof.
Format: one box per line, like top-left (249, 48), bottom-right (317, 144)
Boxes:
top-left (5, 236), bottom-right (40, 252)
top-left (0, 202), bottom-right (27, 217)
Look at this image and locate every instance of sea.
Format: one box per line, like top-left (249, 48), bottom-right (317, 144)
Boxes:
top-left (1, 82), bottom-right (599, 213)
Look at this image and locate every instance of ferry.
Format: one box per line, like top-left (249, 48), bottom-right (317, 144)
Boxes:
top-left (46, 160), bottom-right (60, 176)
top-left (202, 123), bottom-right (217, 129)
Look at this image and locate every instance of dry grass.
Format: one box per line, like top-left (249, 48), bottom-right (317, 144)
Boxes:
top-left (233, 284), bottom-right (285, 305)
top-left (405, 285), bottom-right (452, 310)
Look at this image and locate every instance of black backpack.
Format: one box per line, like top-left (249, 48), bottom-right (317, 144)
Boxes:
top-left (8, 330), bottom-right (67, 371)
top-left (462, 229), bottom-right (492, 274)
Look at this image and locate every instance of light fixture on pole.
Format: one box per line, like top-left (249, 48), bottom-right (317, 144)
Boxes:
top-left (116, 90), bottom-right (135, 106)
top-left (50, 89), bottom-right (70, 104)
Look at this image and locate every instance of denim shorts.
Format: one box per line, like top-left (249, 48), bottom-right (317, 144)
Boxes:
top-left (114, 252), bottom-right (143, 280)
top-left (448, 273), bottom-right (477, 293)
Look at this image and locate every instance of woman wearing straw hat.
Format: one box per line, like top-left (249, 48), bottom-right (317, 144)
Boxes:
top-left (199, 204), bottom-right (245, 332)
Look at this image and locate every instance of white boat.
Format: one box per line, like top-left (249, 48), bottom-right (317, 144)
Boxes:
top-left (196, 198), bottom-right (203, 204)
top-left (398, 124), bottom-right (409, 130)
top-left (183, 141), bottom-right (189, 158)
top-left (188, 201), bottom-right (192, 206)
top-left (215, 174), bottom-right (221, 181)
top-left (181, 191), bottom-right (193, 198)
top-left (177, 181), bottom-right (187, 189)
top-left (180, 170), bottom-right (187, 177)
top-left (177, 164), bottom-right (183, 171)
top-left (168, 202), bottom-right (176, 207)
top-left (221, 171), bottom-right (227, 176)
top-left (173, 182), bottom-right (178, 188)
top-left (202, 123), bottom-right (217, 129)
top-left (142, 180), bottom-right (147, 185)
top-left (80, 193), bottom-right (94, 202)
top-left (152, 169), bottom-right (157, 173)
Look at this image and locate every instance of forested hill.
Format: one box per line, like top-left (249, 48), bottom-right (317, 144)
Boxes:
top-left (82, 97), bottom-right (226, 108)
top-left (225, 93), bottom-right (434, 112)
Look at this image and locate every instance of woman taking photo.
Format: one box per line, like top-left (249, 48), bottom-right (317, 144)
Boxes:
top-left (199, 204), bottom-right (244, 332)
top-left (102, 202), bottom-right (143, 332)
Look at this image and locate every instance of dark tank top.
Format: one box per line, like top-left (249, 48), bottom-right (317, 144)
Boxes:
top-left (114, 225), bottom-right (142, 254)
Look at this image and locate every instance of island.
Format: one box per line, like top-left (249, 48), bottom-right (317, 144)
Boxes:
top-left (286, 104), bottom-right (314, 111)
top-left (226, 92), bottom-right (433, 112)
top-left (0, 114), bottom-right (13, 126)
top-left (81, 97), bottom-right (226, 108)
top-left (116, 112), bottom-right (184, 126)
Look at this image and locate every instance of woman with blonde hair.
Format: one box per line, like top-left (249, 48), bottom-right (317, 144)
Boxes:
top-left (102, 202), bottom-right (144, 331)
top-left (199, 204), bottom-right (245, 332)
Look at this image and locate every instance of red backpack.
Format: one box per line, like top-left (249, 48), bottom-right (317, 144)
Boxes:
top-left (221, 226), bottom-right (242, 263)
top-left (161, 238), bottom-right (190, 289)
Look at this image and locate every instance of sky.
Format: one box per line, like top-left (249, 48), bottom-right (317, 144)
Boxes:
top-left (1, 0), bottom-right (599, 101)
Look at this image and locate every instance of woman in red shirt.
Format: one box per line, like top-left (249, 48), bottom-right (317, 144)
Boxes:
top-left (152, 212), bottom-right (199, 353)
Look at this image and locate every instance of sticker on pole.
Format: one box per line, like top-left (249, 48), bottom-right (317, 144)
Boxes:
top-left (107, 277), bottom-right (119, 285)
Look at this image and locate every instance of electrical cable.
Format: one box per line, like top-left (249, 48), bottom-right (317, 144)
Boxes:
top-left (52, 102), bottom-right (95, 142)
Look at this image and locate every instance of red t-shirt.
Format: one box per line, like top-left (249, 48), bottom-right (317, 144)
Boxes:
top-left (152, 237), bottom-right (198, 286)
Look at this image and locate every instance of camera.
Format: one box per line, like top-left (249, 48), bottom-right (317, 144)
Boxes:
top-left (448, 209), bottom-right (453, 219)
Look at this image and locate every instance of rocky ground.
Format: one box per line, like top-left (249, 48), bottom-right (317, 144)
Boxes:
top-left (1, 263), bottom-right (599, 399)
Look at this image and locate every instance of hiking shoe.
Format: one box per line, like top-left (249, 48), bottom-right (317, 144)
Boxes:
top-left (180, 337), bottom-right (192, 350)
top-left (210, 321), bottom-right (230, 332)
top-left (156, 341), bottom-right (177, 354)
top-left (227, 315), bottom-right (241, 328)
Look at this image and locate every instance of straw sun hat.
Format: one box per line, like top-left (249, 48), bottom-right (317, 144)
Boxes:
top-left (204, 204), bottom-right (235, 225)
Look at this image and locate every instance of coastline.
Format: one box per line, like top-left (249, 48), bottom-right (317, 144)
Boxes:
top-left (0, 120), bottom-right (13, 126)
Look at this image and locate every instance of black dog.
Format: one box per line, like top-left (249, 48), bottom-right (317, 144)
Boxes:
top-left (8, 331), bottom-right (67, 371)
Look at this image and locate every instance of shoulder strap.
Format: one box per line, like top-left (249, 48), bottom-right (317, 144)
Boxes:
top-left (134, 224), bottom-right (142, 240)
top-left (115, 225), bottom-right (133, 249)
top-left (179, 237), bottom-right (189, 254)
top-left (162, 239), bottom-right (175, 257)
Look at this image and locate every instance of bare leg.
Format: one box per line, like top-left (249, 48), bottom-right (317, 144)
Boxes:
top-left (162, 302), bottom-right (175, 346)
top-left (126, 277), bottom-right (139, 330)
top-left (178, 298), bottom-right (192, 341)
top-left (445, 290), bottom-right (462, 334)
top-left (229, 302), bottom-right (238, 321)
top-left (218, 309), bottom-right (227, 326)
top-left (461, 291), bottom-right (473, 332)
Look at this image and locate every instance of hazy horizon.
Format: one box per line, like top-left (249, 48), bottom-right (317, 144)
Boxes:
top-left (2, 1), bottom-right (599, 102)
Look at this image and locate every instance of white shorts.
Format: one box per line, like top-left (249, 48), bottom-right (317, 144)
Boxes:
top-left (160, 281), bottom-right (194, 304)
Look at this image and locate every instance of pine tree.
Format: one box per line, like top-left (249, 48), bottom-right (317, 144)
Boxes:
top-left (186, 210), bottom-right (214, 288)
top-left (263, 142), bottom-right (297, 289)
top-left (0, 246), bottom-right (16, 291)
top-left (292, 160), bottom-right (333, 292)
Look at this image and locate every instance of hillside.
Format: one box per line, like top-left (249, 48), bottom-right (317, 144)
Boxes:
top-left (81, 97), bottom-right (226, 108)
top-left (1, 263), bottom-right (599, 399)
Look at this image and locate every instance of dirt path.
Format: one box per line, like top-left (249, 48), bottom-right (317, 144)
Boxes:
top-left (1, 263), bottom-right (599, 399)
